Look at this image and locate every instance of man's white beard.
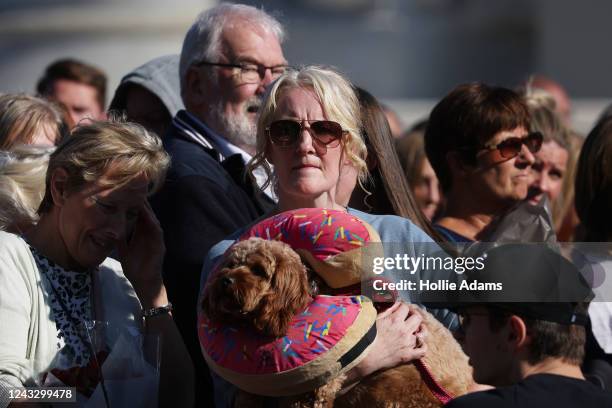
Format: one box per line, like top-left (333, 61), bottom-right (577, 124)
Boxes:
top-left (209, 96), bottom-right (260, 151)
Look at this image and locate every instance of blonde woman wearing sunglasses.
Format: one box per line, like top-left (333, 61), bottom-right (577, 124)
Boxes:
top-left (198, 66), bottom-right (465, 407)
top-left (424, 82), bottom-right (540, 242)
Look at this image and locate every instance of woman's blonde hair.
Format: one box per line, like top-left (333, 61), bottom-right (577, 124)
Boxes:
top-left (38, 120), bottom-right (170, 213)
top-left (524, 89), bottom-right (571, 150)
top-left (247, 66), bottom-right (367, 192)
top-left (0, 93), bottom-right (68, 150)
top-left (524, 89), bottom-right (574, 230)
top-left (0, 145), bottom-right (54, 232)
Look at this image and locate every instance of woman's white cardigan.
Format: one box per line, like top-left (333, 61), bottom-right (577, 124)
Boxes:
top-left (0, 231), bottom-right (142, 407)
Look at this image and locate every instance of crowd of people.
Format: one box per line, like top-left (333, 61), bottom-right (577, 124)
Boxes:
top-left (0, 3), bottom-right (611, 407)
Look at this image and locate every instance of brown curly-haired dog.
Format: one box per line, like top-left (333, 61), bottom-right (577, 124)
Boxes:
top-left (202, 238), bottom-right (311, 338)
top-left (203, 238), bottom-right (473, 407)
top-left (202, 238), bottom-right (342, 407)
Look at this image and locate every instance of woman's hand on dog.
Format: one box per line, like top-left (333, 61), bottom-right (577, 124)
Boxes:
top-left (347, 302), bottom-right (427, 382)
top-left (372, 302), bottom-right (428, 365)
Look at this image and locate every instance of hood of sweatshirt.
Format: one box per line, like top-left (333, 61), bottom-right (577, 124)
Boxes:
top-left (109, 54), bottom-right (183, 118)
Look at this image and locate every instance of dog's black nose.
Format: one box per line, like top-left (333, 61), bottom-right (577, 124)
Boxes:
top-left (222, 276), bottom-right (235, 287)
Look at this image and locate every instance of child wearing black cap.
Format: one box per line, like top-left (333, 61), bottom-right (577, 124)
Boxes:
top-left (445, 244), bottom-right (612, 407)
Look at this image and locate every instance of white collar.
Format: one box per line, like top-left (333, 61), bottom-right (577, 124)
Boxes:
top-left (186, 111), bottom-right (252, 163)
top-left (184, 111), bottom-right (276, 201)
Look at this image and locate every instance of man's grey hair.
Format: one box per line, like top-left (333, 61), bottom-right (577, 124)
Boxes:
top-left (179, 3), bottom-right (285, 95)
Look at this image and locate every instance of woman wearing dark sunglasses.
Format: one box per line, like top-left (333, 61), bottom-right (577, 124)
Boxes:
top-left (424, 82), bottom-right (540, 242)
top-left (247, 67), bottom-right (443, 265)
top-left (201, 66), bottom-right (460, 407)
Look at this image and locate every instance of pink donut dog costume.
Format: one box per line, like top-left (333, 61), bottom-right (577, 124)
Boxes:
top-left (198, 208), bottom-right (381, 396)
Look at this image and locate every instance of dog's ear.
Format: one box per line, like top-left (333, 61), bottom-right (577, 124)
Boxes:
top-left (253, 247), bottom-right (311, 337)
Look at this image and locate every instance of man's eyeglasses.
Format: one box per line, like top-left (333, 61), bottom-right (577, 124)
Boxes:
top-left (456, 310), bottom-right (491, 334)
top-left (456, 307), bottom-right (512, 335)
top-left (196, 61), bottom-right (289, 84)
top-left (481, 131), bottom-right (543, 159)
top-left (267, 119), bottom-right (346, 151)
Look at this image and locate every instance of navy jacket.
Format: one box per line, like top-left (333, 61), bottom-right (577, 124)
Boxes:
top-left (150, 110), bottom-right (273, 405)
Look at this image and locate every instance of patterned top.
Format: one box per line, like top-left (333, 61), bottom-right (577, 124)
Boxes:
top-left (30, 246), bottom-right (93, 369)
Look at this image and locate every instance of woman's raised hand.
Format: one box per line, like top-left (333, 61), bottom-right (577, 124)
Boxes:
top-left (118, 201), bottom-right (167, 307)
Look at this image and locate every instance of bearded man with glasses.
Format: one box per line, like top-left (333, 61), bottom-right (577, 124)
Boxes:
top-left (424, 83), bottom-right (539, 242)
top-left (150, 4), bottom-right (287, 406)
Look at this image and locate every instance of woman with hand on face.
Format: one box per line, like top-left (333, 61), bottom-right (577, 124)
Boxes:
top-left (425, 83), bottom-right (540, 242)
top-left (201, 66), bottom-right (442, 407)
top-left (0, 121), bottom-right (193, 407)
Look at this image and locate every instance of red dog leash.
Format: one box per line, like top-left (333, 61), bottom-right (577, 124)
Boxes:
top-left (414, 358), bottom-right (455, 405)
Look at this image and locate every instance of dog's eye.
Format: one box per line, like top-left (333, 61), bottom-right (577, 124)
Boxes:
top-left (252, 264), bottom-right (267, 277)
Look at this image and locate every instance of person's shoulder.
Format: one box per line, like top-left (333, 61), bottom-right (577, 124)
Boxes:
top-left (0, 232), bottom-right (37, 288)
top-left (100, 256), bottom-right (122, 274)
top-left (348, 208), bottom-right (408, 227)
top-left (434, 224), bottom-right (474, 243)
top-left (450, 375), bottom-right (612, 408)
top-left (200, 226), bottom-right (251, 289)
top-left (348, 209), bottom-right (434, 243)
top-left (205, 228), bottom-right (245, 266)
top-left (0, 230), bottom-right (25, 245)
top-left (201, 237), bottom-right (233, 289)
top-left (165, 136), bottom-right (218, 170)
top-left (0, 230), bottom-right (26, 245)
top-left (445, 389), bottom-right (510, 408)
top-left (524, 374), bottom-right (612, 403)
top-left (0, 231), bottom-right (32, 261)
top-left (164, 143), bottom-right (238, 190)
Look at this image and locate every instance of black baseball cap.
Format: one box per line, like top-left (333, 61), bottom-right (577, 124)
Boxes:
top-left (443, 243), bottom-right (594, 325)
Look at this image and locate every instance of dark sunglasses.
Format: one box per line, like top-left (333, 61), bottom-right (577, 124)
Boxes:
top-left (481, 131), bottom-right (543, 159)
top-left (266, 120), bottom-right (345, 149)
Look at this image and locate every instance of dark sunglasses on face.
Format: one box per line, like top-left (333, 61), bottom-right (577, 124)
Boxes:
top-left (266, 119), bottom-right (345, 149)
top-left (481, 131), bottom-right (544, 159)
